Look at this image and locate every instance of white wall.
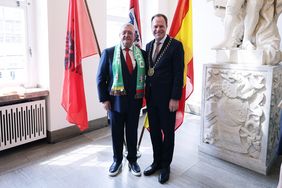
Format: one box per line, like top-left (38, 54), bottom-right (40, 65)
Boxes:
top-left (140, 0), bottom-right (177, 46)
top-left (43, 0), bottom-right (179, 132)
top-left (41, 0), bottom-right (220, 131)
top-left (139, 0), bottom-right (158, 47)
top-left (82, 0), bottom-right (107, 122)
top-left (35, 0), bottom-right (49, 88)
top-left (139, 0), bottom-right (222, 107)
top-left (190, 1), bottom-right (282, 106)
top-left (46, 0), bottom-right (106, 131)
top-left (189, 0), bottom-right (224, 105)
top-left (47, 0), bottom-right (69, 131)
top-left (42, 0), bottom-right (282, 132)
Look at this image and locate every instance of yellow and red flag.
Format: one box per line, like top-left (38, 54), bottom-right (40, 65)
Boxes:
top-left (169, 0), bottom-right (193, 130)
top-left (61, 0), bottom-right (98, 131)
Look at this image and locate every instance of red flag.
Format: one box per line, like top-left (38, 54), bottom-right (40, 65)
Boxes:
top-left (61, 0), bottom-right (98, 131)
top-left (129, 0), bottom-right (142, 47)
top-left (169, 0), bottom-right (193, 130)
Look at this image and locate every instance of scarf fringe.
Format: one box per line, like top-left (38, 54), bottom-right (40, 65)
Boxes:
top-left (110, 88), bottom-right (127, 96)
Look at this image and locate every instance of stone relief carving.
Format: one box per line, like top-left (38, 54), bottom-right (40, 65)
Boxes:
top-left (203, 68), bottom-right (267, 158)
top-left (266, 69), bottom-right (282, 162)
top-left (208, 0), bottom-right (282, 65)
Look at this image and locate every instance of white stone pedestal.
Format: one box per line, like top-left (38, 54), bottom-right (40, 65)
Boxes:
top-left (199, 63), bottom-right (282, 175)
top-left (215, 49), bottom-right (264, 65)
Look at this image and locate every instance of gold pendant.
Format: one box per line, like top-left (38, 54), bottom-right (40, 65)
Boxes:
top-left (148, 67), bottom-right (154, 76)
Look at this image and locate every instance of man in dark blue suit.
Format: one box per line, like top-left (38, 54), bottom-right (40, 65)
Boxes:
top-left (143, 14), bottom-right (184, 184)
top-left (96, 23), bottom-right (146, 177)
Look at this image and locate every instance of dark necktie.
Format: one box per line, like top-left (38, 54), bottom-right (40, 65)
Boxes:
top-left (125, 48), bottom-right (133, 74)
top-left (152, 42), bottom-right (161, 62)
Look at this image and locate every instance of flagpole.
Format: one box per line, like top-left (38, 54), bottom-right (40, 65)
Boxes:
top-left (84, 0), bottom-right (101, 56)
top-left (137, 125), bottom-right (145, 150)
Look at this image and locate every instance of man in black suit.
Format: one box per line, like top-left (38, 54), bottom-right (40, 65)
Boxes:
top-left (143, 14), bottom-right (184, 184)
top-left (96, 23), bottom-right (146, 177)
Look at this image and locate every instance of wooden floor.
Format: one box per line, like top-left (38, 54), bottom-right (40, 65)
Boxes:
top-left (0, 114), bottom-right (281, 188)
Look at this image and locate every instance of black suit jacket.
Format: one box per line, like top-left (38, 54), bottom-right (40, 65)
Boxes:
top-left (145, 36), bottom-right (184, 106)
top-left (96, 46), bottom-right (147, 113)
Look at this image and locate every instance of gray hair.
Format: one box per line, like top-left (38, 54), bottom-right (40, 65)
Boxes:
top-left (119, 23), bottom-right (135, 34)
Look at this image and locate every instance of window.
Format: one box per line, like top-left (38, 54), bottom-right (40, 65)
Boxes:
top-left (106, 0), bottom-right (129, 47)
top-left (0, 0), bottom-right (31, 87)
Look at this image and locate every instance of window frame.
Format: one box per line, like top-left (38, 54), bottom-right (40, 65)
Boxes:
top-left (0, 0), bottom-right (34, 88)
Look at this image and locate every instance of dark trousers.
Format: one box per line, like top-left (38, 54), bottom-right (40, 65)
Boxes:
top-left (147, 102), bottom-right (176, 168)
top-left (109, 109), bottom-right (140, 163)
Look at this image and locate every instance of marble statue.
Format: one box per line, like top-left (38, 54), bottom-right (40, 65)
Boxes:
top-left (209, 0), bottom-right (282, 65)
top-left (213, 0), bottom-right (263, 50)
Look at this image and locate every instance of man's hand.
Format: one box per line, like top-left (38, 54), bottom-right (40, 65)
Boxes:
top-left (103, 101), bottom-right (111, 111)
top-left (169, 99), bottom-right (179, 112)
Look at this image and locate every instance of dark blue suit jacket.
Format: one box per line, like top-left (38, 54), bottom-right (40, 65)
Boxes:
top-left (96, 46), bottom-right (146, 113)
top-left (145, 36), bottom-right (184, 106)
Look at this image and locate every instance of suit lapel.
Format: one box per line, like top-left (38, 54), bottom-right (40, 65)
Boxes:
top-left (120, 48), bottom-right (129, 75)
top-left (149, 41), bottom-right (154, 63)
top-left (154, 36), bottom-right (171, 68)
top-left (157, 36), bottom-right (170, 59)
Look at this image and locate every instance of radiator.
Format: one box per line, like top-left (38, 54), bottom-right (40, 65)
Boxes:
top-left (0, 99), bottom-right (47, 151)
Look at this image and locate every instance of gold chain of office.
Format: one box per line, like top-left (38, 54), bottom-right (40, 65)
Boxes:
top-left (148, 38), bottom-right (172, 76)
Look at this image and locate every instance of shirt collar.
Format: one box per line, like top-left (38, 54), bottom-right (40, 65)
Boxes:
top-left (155, 35), bottom-right (167, 45)
top-left (121, 43), bottom-right (133, 51)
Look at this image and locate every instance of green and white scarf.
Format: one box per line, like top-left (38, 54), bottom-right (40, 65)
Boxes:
top-left (110, 44), bottom-right (145, 99)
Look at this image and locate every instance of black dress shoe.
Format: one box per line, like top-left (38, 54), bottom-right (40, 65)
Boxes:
top-left (143, 163), bottom-right (160, 176)
top-left (158, 167), bottom-right (170, 184)
top-left (128, 162), bottom-right (141, 176)
top-left (109, 161), bottom-right (122, 177)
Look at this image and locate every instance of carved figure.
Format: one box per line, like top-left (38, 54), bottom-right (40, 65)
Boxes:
top-left (204, 69), bottom-right (266, 158)
top-left (214, 0), bottom-right (263, 50)
top-left (209, 0), bottom-right (282, 65)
